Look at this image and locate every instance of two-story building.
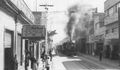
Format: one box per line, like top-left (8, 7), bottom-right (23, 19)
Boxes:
top-left (104, 0), bottom-right (120, 59)
top-left (86, 12), bottom-right (105, 56)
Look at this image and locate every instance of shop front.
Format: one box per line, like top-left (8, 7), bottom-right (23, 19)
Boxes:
top-left (94, 35), bottom-right (104, 56)
top-left (104, 39), bottom-right (119, 59)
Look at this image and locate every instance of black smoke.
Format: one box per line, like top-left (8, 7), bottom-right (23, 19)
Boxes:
top-left (66, 4), bottom-right (93, 41)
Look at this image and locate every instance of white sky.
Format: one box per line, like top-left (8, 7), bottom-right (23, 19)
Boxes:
top-left (24, 0), bottom-right (106, 44)
top-left (25, 0), bottom-right (106, 12)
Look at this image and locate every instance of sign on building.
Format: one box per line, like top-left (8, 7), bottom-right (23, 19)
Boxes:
top-left (22, 25), bottom-right (45, 40)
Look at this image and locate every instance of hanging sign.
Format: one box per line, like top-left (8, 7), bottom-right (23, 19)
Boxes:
top-left (22, 25), bottom-right (45, 40)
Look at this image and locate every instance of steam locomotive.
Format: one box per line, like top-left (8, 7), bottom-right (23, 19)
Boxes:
top-left (60, 41), bottom-right (77, 56)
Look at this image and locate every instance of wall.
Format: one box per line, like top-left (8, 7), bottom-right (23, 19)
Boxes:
top-left (0, 17), bottom-right (4, 70)
top-left (104, 0), bottom-right (120, 10)
top-left (105, 22), bottom-right (119, 39)
top-left (0, 7), bottom-right (23, 70)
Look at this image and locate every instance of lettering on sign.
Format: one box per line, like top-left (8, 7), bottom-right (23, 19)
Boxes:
top-left (22, 25), bottom-right (45, 39)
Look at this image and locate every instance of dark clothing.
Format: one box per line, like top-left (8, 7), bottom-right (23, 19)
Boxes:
top-left (49, 50), bottom-right (52, 61)
top-left (41, 50), bottom-right (45, 61)
top-left (14, 57), bottom-right (18, 70)
top-left (30, 57), bottom-right (36, 69)
top-left (99, 51), bottom-right (103, 61)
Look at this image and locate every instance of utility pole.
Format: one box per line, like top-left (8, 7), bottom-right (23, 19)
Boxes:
top-left (118, 8), bottom-right (120, 53)
top-left (118, 7), bottom-right (120, 66)
top-left (40, 4), bottom-right (53, 55)
top-left (36, 0), bottom-right (37, 11)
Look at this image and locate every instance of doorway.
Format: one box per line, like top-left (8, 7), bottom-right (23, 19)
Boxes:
top-left (4, 30), bottom-right (14, 70)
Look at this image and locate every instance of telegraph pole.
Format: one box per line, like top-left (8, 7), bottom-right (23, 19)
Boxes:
top-left (118, 8), bottom-right (120, 54)
top-left (40, 4), bottom-right (53, 55)
top-left (118, 7), bottom-right (120, 66)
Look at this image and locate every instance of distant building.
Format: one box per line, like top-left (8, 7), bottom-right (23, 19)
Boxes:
top-left (87, 19), bottom-right (94, 55)
top-left (94, 13), bottom-right (105, 56)
top-left (86, 11), bottom-right (105, 56)
top-left (104, 0), bottom-right (120, 59)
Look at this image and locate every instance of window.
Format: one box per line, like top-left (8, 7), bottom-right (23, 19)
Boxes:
top-left (112, 28), bottom-right (115, 33)
top-left (112, 27), bottom-right (118, 33)
top-left (105, 10), bottom-right (109, 16)
top-left (114, 5), bottom-right (117, 13)
top-left (117, 2), bottom-right (120, 12)
top-left (95, 23), bottom-right (99, 29)
top-left (109, 7), bottom-right (114, 15)
top-left (106, 30), bottom-right (108, 34)
top-left (106, 30), bottom-right (110, 34)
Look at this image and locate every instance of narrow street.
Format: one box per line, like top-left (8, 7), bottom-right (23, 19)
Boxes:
top-left (51, 54), bottom-right (120, 70)
top-left (1, 0), bottom-right (120, 70)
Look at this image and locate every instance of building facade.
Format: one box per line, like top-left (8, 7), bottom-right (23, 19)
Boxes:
top-left (94, 13), bottom-right (105, 56)
top-left (104, 0), bottom-right (120, 59)
top-left (87, 19), bottom-right (94, 55)
top-left (0, 0), bottom-right (35, 70)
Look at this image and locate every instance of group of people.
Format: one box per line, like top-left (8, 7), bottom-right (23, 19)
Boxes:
top-left (41, 45), bottom-right (53, 70)
top-left (25, 51), bottom-right (38, 70)
top-left (41, 45), bottom-right (53, 61)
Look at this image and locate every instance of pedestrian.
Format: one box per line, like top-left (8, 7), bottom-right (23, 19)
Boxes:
top-left (49, 49), bottom-right (52, 61)
top-left (25, 52), bottom-right (30, 70)
top-left (118, 52), bottom-right (120, 66)
top-left (44, 54), bottom-right (50, 70)
top-left (99, 50), bottom-right (103, 61)
top-left (41, 47), bottom-right (45, 62)
top-left (30, 56), bottom-right (37, 70)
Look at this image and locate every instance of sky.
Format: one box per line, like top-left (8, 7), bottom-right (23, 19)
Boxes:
top-left (24, 0), bottom-right (106, 44)
top-left (24, 0), bottom-right (106, 12)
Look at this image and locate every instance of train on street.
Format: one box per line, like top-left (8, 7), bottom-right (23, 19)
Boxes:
top-left (57, 41), bottom-right (77, 56)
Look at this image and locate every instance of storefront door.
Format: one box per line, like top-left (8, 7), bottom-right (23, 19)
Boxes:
top-left (4, 30), bottom-right (14, 70)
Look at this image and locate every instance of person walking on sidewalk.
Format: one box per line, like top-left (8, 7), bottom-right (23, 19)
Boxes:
top-left (99, 50), bottom-right (103, 61)
top-left (30, 56), bottom-right (37, 70)
top-left (49, 49), bottom-right (52, 61)
top-left (118, 52), bottom-right (120, 66)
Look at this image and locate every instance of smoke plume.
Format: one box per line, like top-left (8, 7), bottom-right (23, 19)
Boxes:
top-left (66, 4), bottom-right (94, 41)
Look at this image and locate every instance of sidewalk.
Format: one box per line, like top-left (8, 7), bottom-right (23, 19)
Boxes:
top-left (78, 53), bottom-right (120, 69)
top-left (51, 56), bottom-right (67, 70)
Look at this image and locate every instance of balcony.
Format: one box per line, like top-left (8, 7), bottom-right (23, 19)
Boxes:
top-left (104, 13), bottom-right (118, 25)
top-left (105, 30), bottom-right (119, 39)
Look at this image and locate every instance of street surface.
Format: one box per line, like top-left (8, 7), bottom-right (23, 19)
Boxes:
top-left (51, 54), bottom-right (120, 70)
